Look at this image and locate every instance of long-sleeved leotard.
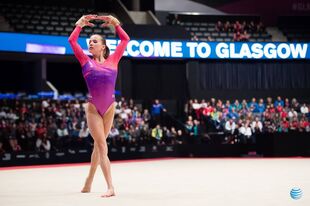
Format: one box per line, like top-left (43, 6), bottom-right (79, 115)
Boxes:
top-left (68, 25), bottom-right (130, 116)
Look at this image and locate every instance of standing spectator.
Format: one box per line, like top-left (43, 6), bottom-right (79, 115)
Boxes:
top-left (151, 99), bottom-right (166, 125)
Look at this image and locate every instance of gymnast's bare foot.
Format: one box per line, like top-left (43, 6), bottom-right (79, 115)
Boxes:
top-left (81, 178), bottom-right (92, 193)
top-left (101, 187), bottom-right (115, 198)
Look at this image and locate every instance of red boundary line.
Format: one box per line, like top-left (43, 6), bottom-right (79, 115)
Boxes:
top-left (0, 157), bottom-right (176, 171)
top-left (0, 157), bottom-right (309, 171)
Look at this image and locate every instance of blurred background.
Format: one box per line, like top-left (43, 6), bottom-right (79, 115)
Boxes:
top-left (0, 0), bottom-right (310, 166)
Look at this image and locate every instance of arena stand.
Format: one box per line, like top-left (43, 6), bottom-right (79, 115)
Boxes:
top-left (166, 13), bottom-right (272, 42)
top-left (278, 16), bottom-right (310, 42)
top-left (0, 2), bottom-right (116, 38)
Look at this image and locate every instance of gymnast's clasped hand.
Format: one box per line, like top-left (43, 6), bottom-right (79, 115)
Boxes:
top-left (75, 14), bottom-right (121, 28)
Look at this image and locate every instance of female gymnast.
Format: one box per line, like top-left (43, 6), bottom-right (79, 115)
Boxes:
top-left (68, 14), bottom-right (130, 197)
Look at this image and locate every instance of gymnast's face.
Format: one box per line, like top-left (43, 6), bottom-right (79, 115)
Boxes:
top-left (88, 34), bottom-right (106, 56)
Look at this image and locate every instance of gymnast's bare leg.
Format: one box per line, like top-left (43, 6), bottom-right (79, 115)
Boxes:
top-left (82, 102), bottom-right (115, 197)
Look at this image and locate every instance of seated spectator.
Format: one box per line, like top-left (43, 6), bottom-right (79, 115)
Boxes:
top-left (227, 107), bottom-right (239, 119)
top-left (240, 30), bottom-right (250, 41)
top-left (257, 98), bottom-right (266, 114)
top-left (171, 14), bottom-right (181, 25)
top-left (300, 103), bottom-right (309, 115)
top-left (299, 117), bottom-right (310, 132)
top-left (284, 98), bottom-right (290, 108)
top-left (288, 108), bottom-right (298, 120)
top-left (232, 100), bottom-right (242, 112)
top-left (225, 118), bottom-right (236, 135)
top-left (142, 109), bottom-right (151, 123)
top-left (35, 123), bottom-right (46, 139)
top-left (0, 141), bottom-right (5, 156)
top-left (191, 35), bottom-right (199, 41)
top-left (192, 99), bottom-right (201, 120)
top-left (151, 125), bottom-right (163, 142)
top-left (280, 118), bottom-right (289, 132)
top-left (274, 96), bottom-right (284, 107)
top-left (224, 21), bottom-right (232, 32)
top-left (251, 117), bottom-right (263, 133)
top-left (215, 21), bottom-right (223, 32)
top-left (0, 109), bottom-right (7, 119)
top-left (248, 98), bottom-right (258, 109)
top-left (202, 102), bottom-right (213, 117)
top-left (77, 125), bottom-right (90, 148)
top-left (56, 123), bottom-right (69, 149)
top-left (184, 99), bottom-right (194, 116)
top-left (290, 117), bottom-right (299, 131)
top-left (291, 98), bottom-right (300, 112)
top-left (9, 137), bottom-right (21, 152)
top-left (248, 21), bottom-right (256, 33)
top-left (244, 121), bottom-right (254, 143)
top-left (36, 133), bottom-right (51, 152)
top-left (233, 31), bottom-right (242, 41)
top-left (207, 36), bottom-right (214, 41)
top-left (176, 129), bottom-right (185, 144)
top-left (233, 21), bottom-right (242, 32)
top-left (241, 21), bottom-right (249, 32)
top-left (239, 121), bottom-right (253, 143)
top-left (256, 21), bottom-right (265, 33)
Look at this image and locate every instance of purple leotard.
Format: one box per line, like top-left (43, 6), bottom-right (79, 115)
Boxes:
top-left (68, 25), bottom-right (130, 116)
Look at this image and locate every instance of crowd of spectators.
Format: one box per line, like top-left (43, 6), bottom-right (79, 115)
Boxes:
top-left (1, 95), bottom-right (309, 154)
top-left (184, 96), bottom-right (310, 144)
top-left (169, 14), bottom-right (267, 42)
top-left (0, 97), bottom-right (182, 154)
top-left (215, 20), bottom-right (265, 42)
